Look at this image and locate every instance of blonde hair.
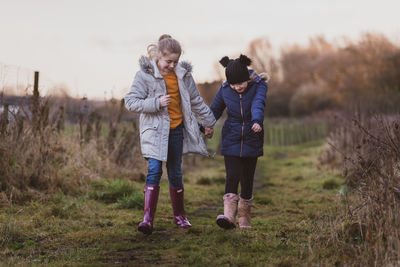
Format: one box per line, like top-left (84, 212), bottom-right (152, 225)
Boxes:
top-left (147, 34), bottom-right (182, 59)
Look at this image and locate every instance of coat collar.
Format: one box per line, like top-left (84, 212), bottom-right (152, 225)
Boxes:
top-left (139, 56), bottom-right (192, 80)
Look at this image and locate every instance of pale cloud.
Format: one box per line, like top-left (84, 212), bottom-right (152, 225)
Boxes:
top-left (0, 0), bottom-right (399, 99)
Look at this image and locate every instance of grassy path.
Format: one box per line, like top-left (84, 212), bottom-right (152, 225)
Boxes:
top-left (0, 141), bottom-right (342, 266)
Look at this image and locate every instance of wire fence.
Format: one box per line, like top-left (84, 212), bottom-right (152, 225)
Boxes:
top-left (0, 62), bottom-right (57, 98)
top-left (264, 121), bottom-right (328, 146)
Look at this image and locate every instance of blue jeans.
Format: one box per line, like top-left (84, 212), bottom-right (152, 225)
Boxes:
top-left (146, 124), bottom-right (183, 187)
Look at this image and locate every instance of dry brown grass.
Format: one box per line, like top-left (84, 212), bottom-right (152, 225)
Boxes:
top-left (319, 114), bottom-right (400, 265)
top-left (0, 93), bottom-right (146, 204)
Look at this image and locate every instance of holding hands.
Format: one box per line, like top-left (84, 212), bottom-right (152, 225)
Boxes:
top-left (252, 123), bottom-right (262, 133)
top-left (204, 127), bottom-right (214, 138)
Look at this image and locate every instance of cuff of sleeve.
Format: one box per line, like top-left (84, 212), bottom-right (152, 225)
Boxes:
top-left (199, 124), bottom-right (205, 133)
top-left (155, 97), bottom-right (161, 111)
top-left (252, 120), bottom-right (263, 126)
top-left (202, 117), bottom-right (217, 128)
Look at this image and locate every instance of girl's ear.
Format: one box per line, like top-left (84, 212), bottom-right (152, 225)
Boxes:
top-left (154, 51), bottom-right (161, 62)
top-left (219, 56), bottom-right (230, 67)
top-left (239, 54), bottom-right (251, 66)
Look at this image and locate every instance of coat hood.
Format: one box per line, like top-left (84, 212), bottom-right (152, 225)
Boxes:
top-left (138, 56), bottom-right (192, 79)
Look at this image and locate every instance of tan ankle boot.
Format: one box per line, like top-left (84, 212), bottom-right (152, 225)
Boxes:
top-left (216, 193), bottom-right (239, 229)
top-left (238, 196), bottom-right (253, 228)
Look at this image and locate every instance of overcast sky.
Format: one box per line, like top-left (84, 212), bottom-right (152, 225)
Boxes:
top-left (1, 0), bottom-right (399, 99)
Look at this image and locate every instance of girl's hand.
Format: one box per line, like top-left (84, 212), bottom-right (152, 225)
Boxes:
top-left (204, 127), bottom-right (214, 138)
top-left (252, 123), bottom-right (262, 133)
top-left (160, 95), bottom-right (171, 107)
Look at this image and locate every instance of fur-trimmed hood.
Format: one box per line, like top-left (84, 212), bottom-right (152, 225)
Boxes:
top-left (250, 71), bottom-right (270, 83)
top-left (138, 56), bottom-right (192, 79)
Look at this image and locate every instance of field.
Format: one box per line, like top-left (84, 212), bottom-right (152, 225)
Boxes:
top-left (0, 136), bottom-right (344, 266)
top-left (2, 30), bottom-right (400, 266)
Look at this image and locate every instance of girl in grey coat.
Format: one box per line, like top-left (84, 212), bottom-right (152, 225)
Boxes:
top-left (125, 34), bottom-right (216, 234)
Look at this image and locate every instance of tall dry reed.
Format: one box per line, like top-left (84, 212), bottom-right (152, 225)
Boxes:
top-left (319, 114), bottom-right (400, 265)
top-left (0, 92), bottom-right (145, 204)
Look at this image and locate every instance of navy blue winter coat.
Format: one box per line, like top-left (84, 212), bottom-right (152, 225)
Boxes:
top-left (210, 71), bottom-right (268, 157)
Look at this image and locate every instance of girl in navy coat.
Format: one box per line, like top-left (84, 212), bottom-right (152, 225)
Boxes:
top-left (207, 54), bottom-right (268, 229)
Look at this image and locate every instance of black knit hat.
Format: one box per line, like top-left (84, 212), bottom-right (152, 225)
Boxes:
top-left (219, 54), bottom-right (252, 84)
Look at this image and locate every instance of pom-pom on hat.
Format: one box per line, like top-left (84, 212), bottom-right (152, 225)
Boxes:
top-left (219, 54), bottom-right (252, 84)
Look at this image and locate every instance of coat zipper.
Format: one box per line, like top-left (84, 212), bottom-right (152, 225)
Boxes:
top-left (239, 94), bottom-right (244, 157)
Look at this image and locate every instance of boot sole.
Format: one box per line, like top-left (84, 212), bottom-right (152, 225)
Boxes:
top-left (138, 225), bottom-right (153, 235)
top-left (176, 224), bottom-right (192, 229)
top-left (216, 217), bottom-right (236, 229)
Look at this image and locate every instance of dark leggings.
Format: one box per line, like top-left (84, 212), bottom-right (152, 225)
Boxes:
top-left (224, 155), bottom-right (258, 200)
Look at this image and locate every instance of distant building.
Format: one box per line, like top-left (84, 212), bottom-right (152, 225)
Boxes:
top-left (0, 104), bottom-right (20, 120)
top-left (0, 95), bottom-right (33, 120)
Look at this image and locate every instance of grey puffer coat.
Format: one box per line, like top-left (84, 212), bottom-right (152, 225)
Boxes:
top-left (125, 56), bottom-right (216, 162)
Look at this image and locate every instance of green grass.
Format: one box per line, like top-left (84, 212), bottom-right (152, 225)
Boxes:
top-left (90, 179), bottom-right (138, 203)
top-left (113, 193), bottom-right (144, 209)
top-left (0, 140), bottom-right (343, 266)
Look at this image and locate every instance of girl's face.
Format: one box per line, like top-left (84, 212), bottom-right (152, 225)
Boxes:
top-left (230, 81), bottom-right (249, 93)
top-left (157, 53), bottom-right (180, 75)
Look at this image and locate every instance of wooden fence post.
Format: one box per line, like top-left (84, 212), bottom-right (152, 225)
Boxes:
top-left (32, 71), bottom-right (40, 133)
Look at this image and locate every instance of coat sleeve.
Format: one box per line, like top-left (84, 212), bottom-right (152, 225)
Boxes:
top-left (251, 82), bottom-right (268, 125)
top-left (210, 85), bottom-right (226, 121)
top-left (186, 74), bottom-right (216, 127)
top-left (124, 71), bottom-right (161, 113)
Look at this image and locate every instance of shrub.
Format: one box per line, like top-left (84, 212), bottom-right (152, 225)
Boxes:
top-left (289, 82), bottom-right (335, 117)
top-left (320, 114), bottom-right (400, 265)
top-left (0, 90), bottom-right (145, 204)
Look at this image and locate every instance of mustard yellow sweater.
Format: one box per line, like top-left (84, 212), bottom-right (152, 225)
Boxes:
top-left (163, 72), bottom-right (183, 129)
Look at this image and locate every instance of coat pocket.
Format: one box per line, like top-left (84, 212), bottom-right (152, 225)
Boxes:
top-left (140, 113), bottom-right (160, 133)
top-left (140, 121), bottom-right (159, 134)
top-left (246, 127), bottom-right (264, 147)
top-left (140, 119), bottom-right (160, 156)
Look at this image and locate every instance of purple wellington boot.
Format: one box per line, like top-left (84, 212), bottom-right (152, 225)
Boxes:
top-left (138, 185), bottom-right (160, 235)
top-left (169, 186), bottom-right (192, 228)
